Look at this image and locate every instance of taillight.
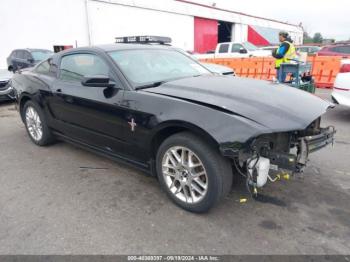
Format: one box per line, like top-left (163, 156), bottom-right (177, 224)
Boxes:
top-left (339, 64), bottom-right (350, 73)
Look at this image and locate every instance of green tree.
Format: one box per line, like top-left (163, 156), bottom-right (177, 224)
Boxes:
top-left (313, 33), bottom-right (323, 43)
top-left (303, 31), bottom-right (313, 44)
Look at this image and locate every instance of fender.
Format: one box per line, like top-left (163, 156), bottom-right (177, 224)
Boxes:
top-left (123, 90), bottom-right (269, 159)
top-left (150, 120), bottom-right (220, 154)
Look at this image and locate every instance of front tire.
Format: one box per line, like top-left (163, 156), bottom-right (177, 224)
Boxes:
top-left (156, 132), bottom-right (233, 213)
top-left (23, 101), bottom-right (55, 146)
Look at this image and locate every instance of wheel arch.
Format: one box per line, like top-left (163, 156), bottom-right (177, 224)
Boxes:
top-left (19, 93), bottom-right (33, 122)
top-left (150, 120), bottom-right (220, 159)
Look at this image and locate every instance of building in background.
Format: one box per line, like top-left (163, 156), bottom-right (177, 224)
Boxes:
top-left (0, 0), bottom-right (303, 69)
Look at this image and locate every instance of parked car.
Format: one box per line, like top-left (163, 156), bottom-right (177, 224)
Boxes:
top-left (260, 45), bottom-right (279, 52)
top-left (202, 62), bottom-right (235, 76)
top-left (331, 59), bottom-right (350, 107)
top-left (7, 48), bottom-right (53, 72)
top-left (12, 39), bottom-right (335, 212)
top-left (0, 70), bottom-right (14, 101)
top-left (317, 44), bottom-right (350, 57)
top-left (296, 45), bottom-right (321, 55)
top-left (194, 42), bottom-right (272, 59)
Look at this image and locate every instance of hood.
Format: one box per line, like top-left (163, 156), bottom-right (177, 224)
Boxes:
top-left (0, 70), bottom-right (13, 82)
top-left (144, 75), bottom-right (330, 132)
top-left (201, 63), bottom-right (234, 74)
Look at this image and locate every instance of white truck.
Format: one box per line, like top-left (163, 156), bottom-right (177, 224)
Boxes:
top-left (194, 42), bottom-right (272, 59)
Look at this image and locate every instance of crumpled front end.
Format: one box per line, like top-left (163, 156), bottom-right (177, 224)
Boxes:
top-left (220, 117), bottom-right (336, 191)
top-left (0, 80), bottom-right (15, 101)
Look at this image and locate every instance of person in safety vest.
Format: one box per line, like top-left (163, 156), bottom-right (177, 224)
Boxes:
top-left (272, 31), bottom-right (297, 82)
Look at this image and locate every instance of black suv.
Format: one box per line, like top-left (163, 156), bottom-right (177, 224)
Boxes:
top-left (7, 49), bottom-right (53, 72)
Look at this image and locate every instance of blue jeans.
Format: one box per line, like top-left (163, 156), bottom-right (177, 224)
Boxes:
top-left (276, 68), bottom-right (287, 83)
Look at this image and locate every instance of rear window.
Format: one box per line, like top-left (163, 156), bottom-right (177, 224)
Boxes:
top-left (218, 44), bottom-right (229, 53)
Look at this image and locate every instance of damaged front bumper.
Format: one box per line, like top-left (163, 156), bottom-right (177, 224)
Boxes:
top-left (302, 126), bottom-right (336, 153)
top-left (267, 125), bottom-right (336, 173)
top-left (297, 126), bottom-right (336, 167)
top-left (221, 124), bottom-right (336, 190)
top-left (0, 81), bottom-right (15, 101)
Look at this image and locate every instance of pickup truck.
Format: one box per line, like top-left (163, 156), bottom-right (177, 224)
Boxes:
top-left (194, 42), bottom-right (272, 59)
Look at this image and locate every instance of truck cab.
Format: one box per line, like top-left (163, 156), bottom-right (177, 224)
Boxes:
top-left (194, 42), bottom-right (272, 59)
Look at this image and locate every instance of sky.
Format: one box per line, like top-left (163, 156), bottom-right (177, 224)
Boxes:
top-left (194, 0), bottom-right (350, 40)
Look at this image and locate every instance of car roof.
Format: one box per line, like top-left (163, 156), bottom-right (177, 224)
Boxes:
top-left (50, 43), bottom-right (179, 63)
top-left (27, 48), bottom-right (53, 52)
top-left (87, 43), bottom-right (174, 52)
top-left (13, 48), bottom-right (52, 52)
top-left (217, 42), bottom-right (247, 45)
top-left (298, 45), bottom-right (320, 48)
top-left (322, 43), bottom-right (350, 49)
top-left (54, 43), bottom-right (177, 57)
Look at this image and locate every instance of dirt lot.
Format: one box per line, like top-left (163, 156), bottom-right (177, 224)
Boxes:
top-left (0, 89), bottom-right (349, 255)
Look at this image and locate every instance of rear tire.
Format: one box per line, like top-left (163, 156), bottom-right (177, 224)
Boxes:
top-left (156, 132), bottom-right (232, 213)
top-left (23, 101), bottom-right (55, 146)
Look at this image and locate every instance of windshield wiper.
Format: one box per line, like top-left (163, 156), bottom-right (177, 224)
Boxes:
top-left (135, 81), bottom-right (165, 90)
top-left (134, 74), bottom-right (203, 90)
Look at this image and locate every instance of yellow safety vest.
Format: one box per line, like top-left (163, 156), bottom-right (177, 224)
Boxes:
top-left (275, 41), bottom-right (296, 69)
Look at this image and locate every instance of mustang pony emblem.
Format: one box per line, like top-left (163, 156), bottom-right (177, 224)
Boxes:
top-left (128, 118), bottom-right (137, 132)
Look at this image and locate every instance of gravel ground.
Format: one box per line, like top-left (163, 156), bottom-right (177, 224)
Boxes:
top-left (0, 89), bottom-right (349, 255)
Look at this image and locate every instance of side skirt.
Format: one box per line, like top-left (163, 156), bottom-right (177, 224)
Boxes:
top-left (52, 131), bottom-right (154, 176)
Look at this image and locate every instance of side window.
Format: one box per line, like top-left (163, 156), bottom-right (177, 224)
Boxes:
top-left (337, 46), bottom-right (350, 54)
top-left (218, 44), bottom-right (229, 53)
top-left (59, 53), bottom-right (109, 82)
top-left (231, 44), bottom-right (243, 53)
top-left (17, 50), bottom-right (25, 59)
top-left (23, 51), bottom-right (31, 60)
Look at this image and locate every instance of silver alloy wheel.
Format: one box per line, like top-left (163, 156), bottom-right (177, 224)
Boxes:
top-left (25, 106), bottom-right (43, 142)
top-left (162, 146), bottom-right (208, 204)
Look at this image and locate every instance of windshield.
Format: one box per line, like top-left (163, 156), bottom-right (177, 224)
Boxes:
top-left (242, 42), bottom-right (258, 51)
top-left (108, 49), bottom-right (210, 87)
top-left (31, 50), bottom-right (53, 61)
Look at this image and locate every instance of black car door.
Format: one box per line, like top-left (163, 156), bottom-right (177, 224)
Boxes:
top-left (48, 52), bottom-right (128, 155)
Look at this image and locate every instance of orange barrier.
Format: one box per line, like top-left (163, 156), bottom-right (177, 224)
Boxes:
top-left (307, 56), bottom-right (341, 88)
top-left (201, 56), bottom-right (345, 88)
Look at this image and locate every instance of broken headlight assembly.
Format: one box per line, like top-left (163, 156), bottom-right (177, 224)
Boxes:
top-left (233, 118), bottom-right (335, 195)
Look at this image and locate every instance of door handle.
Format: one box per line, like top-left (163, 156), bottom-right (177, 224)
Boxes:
top-left (56, 88), bottom-right (62, 93)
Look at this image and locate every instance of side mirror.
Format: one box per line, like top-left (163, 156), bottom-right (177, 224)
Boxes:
top-left (81, 75), bottom-right (116, 88)
top-left (239, 48), bottom-right (248, 54)
top-left (27, 58), bottom-right (34, 63)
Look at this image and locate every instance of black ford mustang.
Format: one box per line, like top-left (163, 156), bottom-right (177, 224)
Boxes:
top-left (11, 42), bottom-right (335, 212)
